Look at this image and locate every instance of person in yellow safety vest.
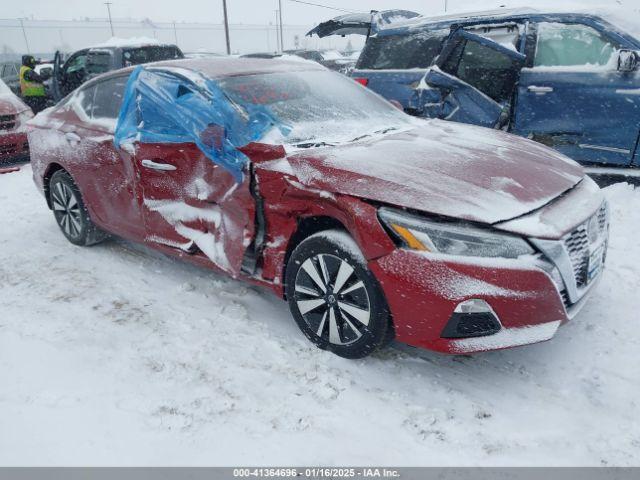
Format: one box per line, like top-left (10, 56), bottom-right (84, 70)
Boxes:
top-left (20, 55), bottom-right (47, 114)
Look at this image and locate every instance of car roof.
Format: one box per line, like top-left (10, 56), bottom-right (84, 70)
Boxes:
top-left (85, 56), bottom-right (326, 85)
top-left (380, 10), bottom-right (608, 33)
top-left (373, 8), bottom-right (640, 47)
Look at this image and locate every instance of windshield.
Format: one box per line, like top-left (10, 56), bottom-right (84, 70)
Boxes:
top-left (217, 70), bottom-right (411, 145)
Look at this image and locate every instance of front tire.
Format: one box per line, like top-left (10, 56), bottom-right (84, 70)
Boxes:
top-left (285, 229), bottom-right (391, 359)
top-left (49, 170), bottom-right (108, 246)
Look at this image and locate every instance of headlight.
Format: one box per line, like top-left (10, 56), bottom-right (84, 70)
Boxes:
top-left (378, 207), bottom-right (534, 258)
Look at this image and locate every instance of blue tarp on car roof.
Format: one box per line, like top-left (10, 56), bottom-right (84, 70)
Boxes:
top-left (114, 65), bottom-right (287, 182)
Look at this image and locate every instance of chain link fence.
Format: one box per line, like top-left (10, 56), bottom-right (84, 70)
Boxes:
top-left (0, 18), bottom-right (362, 61)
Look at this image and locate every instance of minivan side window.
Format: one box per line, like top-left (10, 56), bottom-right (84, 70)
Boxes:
top-left (92, 76), bottom-right (129, 121)
top-left (357, 30), bottom-right (448, 70)
top-left (534, 23), bottom-right (619, 68)
top-left (441, 39), bottom-right (521, 104)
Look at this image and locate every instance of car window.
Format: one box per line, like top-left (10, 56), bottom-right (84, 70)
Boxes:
top-left (534, 23), bottom-right (619, 68)
top-left (122, 46), bottom-right (183, 67)
top-left (86, 51), bottom-right (113, 75)
top-left (467, 24), bottom-right (522, 51)
top-left (2, 64), bottom-right (18, 78)
top-left (92, 76), bottom-right (128, 120)
top-left (357, 30), bottom-right (448, 70)
top-left (76, 84), bottom-right (97, 118)
top-left (441, 38), bottom-right (521, 104)
top-left (65, 53), bottom-right (88, 74)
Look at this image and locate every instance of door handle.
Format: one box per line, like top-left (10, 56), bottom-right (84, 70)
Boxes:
top-left (527, 85), bottom-right (554, 94)
top-left (64, 131), bottom-right (81, 143)
top-left (141, 159), bottom-right (177, 171)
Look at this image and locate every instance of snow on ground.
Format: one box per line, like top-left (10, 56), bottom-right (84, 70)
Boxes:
top-left (0, 165), bottom-right (639, 466)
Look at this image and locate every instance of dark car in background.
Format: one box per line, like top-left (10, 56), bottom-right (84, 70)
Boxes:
top-left (52, 41), bottom-right (184, 100)
top-left (310, 8), bottom-right (640, 175)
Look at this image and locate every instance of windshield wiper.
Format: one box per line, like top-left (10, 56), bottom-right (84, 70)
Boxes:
top-left (293, 141), bottom-right (337, 149)
top-left (349, 127), bottom-right (399, 143)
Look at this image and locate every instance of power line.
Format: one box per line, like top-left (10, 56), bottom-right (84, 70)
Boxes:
top-left (288, 0), bottom-right (361, 14)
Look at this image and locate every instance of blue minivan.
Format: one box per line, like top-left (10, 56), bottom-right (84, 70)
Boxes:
top-left (309, 8), bottom-right (640, 173)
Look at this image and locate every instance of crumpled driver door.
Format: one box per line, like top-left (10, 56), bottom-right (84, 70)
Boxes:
top-left (132, 140), bottom-right (256, 278)
top-left (411, 29), bottom-right (526, 129)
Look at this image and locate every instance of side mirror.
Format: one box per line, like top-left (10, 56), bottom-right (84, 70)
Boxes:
top-left (618, 50), bottom-right (638, 73)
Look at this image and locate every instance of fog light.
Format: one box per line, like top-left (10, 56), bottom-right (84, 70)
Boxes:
top-left (441, 299), bottom-right (501, 339)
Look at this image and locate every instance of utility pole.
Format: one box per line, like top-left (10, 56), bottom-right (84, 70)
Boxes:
top-left (104, 2), bottom-right (115, 36)
top-left (222, 0), bottom-right (231, 55)
top-left (19, 18), bottom-right (30, 53)
top-left (444, 0), bottom-right (448, 13)
top-left (278, 0), bottom-right (284, 52)
top-left (173, 21), bottom-right (179, 45)
top-left (275, 10), bottom-right (280, 53)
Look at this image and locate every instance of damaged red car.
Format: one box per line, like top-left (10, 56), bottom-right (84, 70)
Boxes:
top-left (28, 57), bottom-right (609, 359)
top-left (1, 79), bottom-right (32, 163)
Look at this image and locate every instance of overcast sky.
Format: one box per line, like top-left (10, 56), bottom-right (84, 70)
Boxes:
top-left (1, 0), bottom-right (636, 25)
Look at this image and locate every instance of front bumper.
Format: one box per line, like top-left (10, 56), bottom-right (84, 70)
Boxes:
top-left (0, 131), bottom-right (29, 162)
top-left (369, 203), bottom-right (608, 354)
top-left (370, 249), bottom-right (571, 354)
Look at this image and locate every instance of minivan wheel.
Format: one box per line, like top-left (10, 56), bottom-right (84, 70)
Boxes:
top-left (285, 229), bottom-right (391, 359)
top-left (49, 170), bottom-right (108, 246)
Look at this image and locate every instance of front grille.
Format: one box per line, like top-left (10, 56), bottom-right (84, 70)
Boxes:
top-left (0, 114), bottom-right (16, 131)
top-left (564, 226), bottom-right (590, 287)
top-left (562, 203), bottom-right (609, 290)
top-left (597, 203), bottom-right (608, 231)
top-left (0, 144), bottom-right (17, 155)
top-left (560, 289), bottom-right (571, 309)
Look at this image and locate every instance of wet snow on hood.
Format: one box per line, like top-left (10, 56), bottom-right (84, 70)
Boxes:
top-left (283, 120), bottom-right (583, 225)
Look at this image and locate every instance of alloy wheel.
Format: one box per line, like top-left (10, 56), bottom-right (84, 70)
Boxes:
top-left (294, 253), bottom-right (371, 346)
top-left (52, 182), bottom-right (83, 239)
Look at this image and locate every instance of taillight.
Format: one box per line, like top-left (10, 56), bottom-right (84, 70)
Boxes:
top-left (354, 77), bottom-right (369, 87)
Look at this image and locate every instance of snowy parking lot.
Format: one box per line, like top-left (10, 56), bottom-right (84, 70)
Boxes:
top-left (0, 164), bottom-right (639, 466)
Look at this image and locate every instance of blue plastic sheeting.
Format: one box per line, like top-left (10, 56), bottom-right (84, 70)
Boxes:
top-left (114, 66), bottom-right (287, 182)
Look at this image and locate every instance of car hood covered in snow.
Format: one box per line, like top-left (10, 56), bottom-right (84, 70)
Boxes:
top-left (283, 120), bottom-right (584, 225)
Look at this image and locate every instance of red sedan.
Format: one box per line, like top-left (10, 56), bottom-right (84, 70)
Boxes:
top-left (0, 79), bottom-right (32, 164)
top-left (28, 58), bottom-right (609, 359)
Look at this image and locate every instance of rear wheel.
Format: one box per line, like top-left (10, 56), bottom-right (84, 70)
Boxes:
top-left (285, 229), bottom-right (391, 359)
top-left (49, 170), bottom-right (108, 246)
